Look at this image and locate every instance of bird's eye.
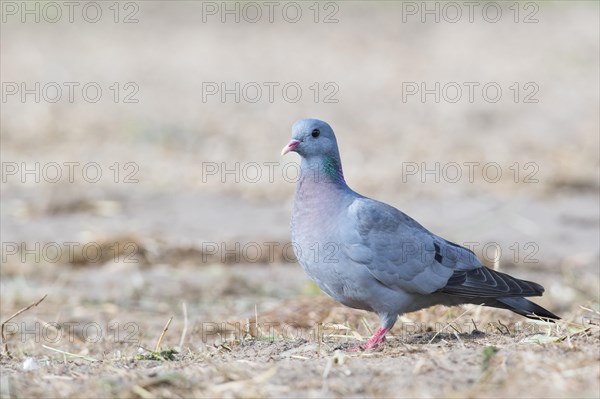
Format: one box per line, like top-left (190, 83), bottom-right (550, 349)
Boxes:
top-left (311, 129), bottom-right (320, 138)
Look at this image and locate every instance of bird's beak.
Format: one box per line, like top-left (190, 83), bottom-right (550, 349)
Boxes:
top-left (281, 139), bottom-right (301, 155)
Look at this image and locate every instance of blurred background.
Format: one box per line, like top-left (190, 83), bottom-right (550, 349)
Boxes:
top-left (0, 1), bottom-right (599, 396)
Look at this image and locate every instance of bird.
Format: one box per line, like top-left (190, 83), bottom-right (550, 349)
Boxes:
top-left (281, 118), bottom-right (559, 351)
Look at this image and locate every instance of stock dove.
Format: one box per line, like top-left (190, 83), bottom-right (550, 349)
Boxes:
top-left (282, 118), bottom-right (559, 350)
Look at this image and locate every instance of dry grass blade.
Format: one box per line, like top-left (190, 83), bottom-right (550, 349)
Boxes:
top-left (1, 294), bottom-right (48, 358)
top-left (322, 350), bottom-right (346, 379)
top-left (254, 303), bottom-right (262, 339)
top-left (428, 306), bottom-right (478, 345)
top-left (211, 366), bottom-right (278, 393)
top-left (179, 303), bottom-right (188, 349)
top-left (579, 305), bottom-right (600, 315)
top-left (42, 345), bottom-right (98, 362)
top-left (155, 316), bottom-right (173, 353)
top-left (361, 317), bottom-right (373, 337)
top-left (130, 385), bottom-right (156, 399)
top-left (127, 374), bottom-right (181, 398)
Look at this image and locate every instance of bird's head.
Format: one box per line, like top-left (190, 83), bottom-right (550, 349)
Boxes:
top-left (281, 118), bottom-right (339, 160)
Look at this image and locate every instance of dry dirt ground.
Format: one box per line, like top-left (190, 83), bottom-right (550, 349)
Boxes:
top-left (0, 257), bottom-right (599, 398)
top-left (1, 1), bottom-right (599, 398)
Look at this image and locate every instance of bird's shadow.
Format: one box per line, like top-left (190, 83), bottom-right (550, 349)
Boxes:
top-left (403, 329), bottom-right (487, 345)
top-left (331, 329), bottom-right (488, 352)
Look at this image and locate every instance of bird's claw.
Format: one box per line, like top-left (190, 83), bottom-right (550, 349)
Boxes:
top-left (347, 330), bottom-right (388, 352)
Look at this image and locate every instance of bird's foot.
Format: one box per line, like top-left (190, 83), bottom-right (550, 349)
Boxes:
top-left (348, 327), bottom-right (389, 352)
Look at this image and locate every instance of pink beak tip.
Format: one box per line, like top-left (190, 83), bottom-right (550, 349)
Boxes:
top-left (281, 139), bottom-right (300, 155)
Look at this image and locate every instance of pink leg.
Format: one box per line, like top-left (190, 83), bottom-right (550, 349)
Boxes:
top-left (348, 327), bottom-right (390, 352)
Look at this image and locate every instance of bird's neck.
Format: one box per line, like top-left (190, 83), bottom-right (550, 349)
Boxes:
top-left (299, 155), bottom-right (348, 190)
top-left (293, 156), bottom-right (352, 218)
top-left (292, 155), bottom-right (351, 239)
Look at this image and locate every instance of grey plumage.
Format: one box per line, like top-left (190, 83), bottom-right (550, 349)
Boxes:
top-left (282, 118), bottom-right (559, 350)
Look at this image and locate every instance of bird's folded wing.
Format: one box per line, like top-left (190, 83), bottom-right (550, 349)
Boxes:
top-left (341, 197), bottom-right (482, 295)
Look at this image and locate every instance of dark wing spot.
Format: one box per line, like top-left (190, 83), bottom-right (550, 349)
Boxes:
top-left (433, 243), bottom-right (443, 263)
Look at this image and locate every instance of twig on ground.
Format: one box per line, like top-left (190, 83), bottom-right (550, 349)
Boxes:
top-left (1, 294), bottom-right (48, 358)
top-left (498, 320), bottom-right (511, 335)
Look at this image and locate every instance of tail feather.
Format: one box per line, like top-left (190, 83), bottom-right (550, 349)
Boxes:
top-left (495, 297), bottom-right (560, 321)
top-left (440, 267), bottom-right (545, 298)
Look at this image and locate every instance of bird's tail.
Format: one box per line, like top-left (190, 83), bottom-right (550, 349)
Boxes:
top-left (495, 296), bottom-right (560, 321)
